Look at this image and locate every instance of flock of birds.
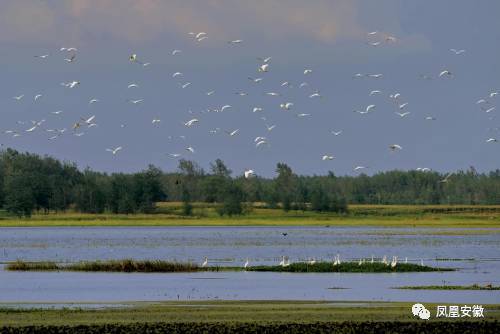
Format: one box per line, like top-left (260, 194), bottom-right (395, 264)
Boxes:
top-left (201, 254), bottom-right (421, 269)
top-left (3, 30), bottom-right (499, 179)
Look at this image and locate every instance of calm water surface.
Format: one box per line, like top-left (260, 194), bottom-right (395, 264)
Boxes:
top-left (1, 226), bottom-right (499, 305)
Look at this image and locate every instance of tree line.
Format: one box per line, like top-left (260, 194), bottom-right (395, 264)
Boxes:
top-left (0, 149), bottom-right (498, 217)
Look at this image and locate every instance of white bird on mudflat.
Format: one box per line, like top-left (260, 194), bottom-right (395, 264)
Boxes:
top-left (13, 95), bottom-right (24, 101)
top-left (389, 144), bottom-right (402, 151)
top-left (280, 102), bottom-right (293, 110)
top-left (322, 155), bottom-right (334, 161)
top-left (331, 130), bottom-right (343, 136)
top-left (395, 111), bottom-right (410, 117)
top-left (258, 63), bottom-right (269, 72)
top-left (253, 107), bottom-right (263, 113)
top-left (369, 90), bottom-right (382, 96)
top-left (450, 48), bottom-right (465, 55)
top-left (486, 138), bottom-right (498, 143)
top-left (184, 119), bottom-right (199, 127)
top-left (106, 147), bottom-right (122, 155)
top-left (186, 146), bottom-right (195, 153)
top-left (244, 169), bottom-right (255, 179)
top-left (390, 256), bottom-right (398, 268)
top-left (244, 258), bottom-right (249, 269)
top-left (226, 129), bottom-right (239, 137)
top-left (127, 83), bottom-right (139, 89)
top-left (201, 257), bottom-right (208, 267)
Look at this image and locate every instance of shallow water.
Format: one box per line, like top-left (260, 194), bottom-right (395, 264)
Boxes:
top-left (1, 226), bottom-right (499, 304)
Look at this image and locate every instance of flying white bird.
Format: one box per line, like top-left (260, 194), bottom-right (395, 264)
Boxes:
top-left (89, 98), bottom-right (99, 104)
top-left (228, 39), bottom-right (243, 44)
top-left (395, 112), bottom-right (411, 117)
top-left (206, 90), bottom-right (215, 96)
top-left (128, 99), bottom-right (143, 104)
top-left (181, 82), bottom-right (191, 89)
top-left (398, 102), bottom-right (409, 109)
top-left (304, 69), bottom-right (313, 75)
top-left (309, 92), bottom-right (322, 98)
top-left (184, 119), bottom-right (199, 127)
top-left (322, 155), bottom-right (334, 161)
top-left (256, 140), bottom-right (268, 148)
top-left (440, 173), bottom-right (453, 183)
top-left (226, 129), bottom-right (239, 137)
top-left (258, 64), bottom-right (269, 72)
top-left (244, 169), bottom-right (255, 179)
top-left (369, 90), bottom-right (381, 96)
top-left (62, 81), bottom-right (80, 88)
top-left (51, 110), bottom-right (63, 115)
top-left (296, 113), bottom-right (311, 118)
top-left (484, 107), bottom-right (496, 113)
top-left (127, 83), bottom-right (139, 88)
top-left (353, 166), bottom-right (368, 171)
top-left (490, 91), bottom-right (499, 98)
top-left (152, 119), bottom-right (161, 124)
top-left (439, 70), bottom-right (452, 77)
top-left (450, 48), bottom-right (465, 55)
top-left (171, 49), bottom-right (182, 55)
top-left (266, 92), bottom-right (280, 96)
top-left (425, 116), bottom-right (436, 121)
top-left (257, 56), bottom-right (272, 63)
top-left (34, 94), bottom-right (42, 101)
top-left (248, 77), bottom-right (263, 83)
top-left (486, 138), bottom-right (498, 143)
top-left (172, 72), bottom-right (183, 78)
top-left (253, 107), bottom-right (263, 113)
top-left (13, 95), bottom-right (24, 101)
top-left (64, 54), bottom-right (76, 63)
top-left (266, 124), bottom-right (276, 131)
top-left (368, 74), bottom-right (383, 78)
top-left (366, 104), bottom-right (376, 112)
top-left (331, 130), bottom-right (343, 136)
top-left (416, 167), bottom-right (431, 172)
top-left (186, 146), bottom-right (195, 153)
top-left (106, 147), bottom-right (122, 155)
top-left (34, 54), bottom-right (49, 59)
top-left (280, 102), bottom-right (293, 110)
top-left (81, 115), bottom-right (96, 125)
top-left (389, 144), bottom-right (403, 151)
top-left (220, 105), bottom-right (232, 112)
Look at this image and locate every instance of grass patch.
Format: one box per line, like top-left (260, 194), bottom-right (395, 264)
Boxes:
top-left (246, 262), bottom-right (453, 273)
top-left (6, 260), bottom-right (452, 273)
top-left (394, 284), bottom-right (500, 290)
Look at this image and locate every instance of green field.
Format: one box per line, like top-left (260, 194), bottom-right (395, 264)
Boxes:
top-left (0, 204), bottom-right (499, 228)
top-left (1, 301), bottom-right (499, 326)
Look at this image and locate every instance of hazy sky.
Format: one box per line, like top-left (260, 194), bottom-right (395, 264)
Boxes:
top-left (1, 0), bottom-right (499, 177)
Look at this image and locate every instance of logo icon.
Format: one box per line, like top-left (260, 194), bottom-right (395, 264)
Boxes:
top-left (412, 303), bottom-right (431, 320)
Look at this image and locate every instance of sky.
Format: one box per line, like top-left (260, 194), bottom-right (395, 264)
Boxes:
top-left (0, 0), bottom-right (499, 177)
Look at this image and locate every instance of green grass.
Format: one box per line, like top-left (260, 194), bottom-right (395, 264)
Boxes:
top-left (1, 204), bottom-right (499, 227)
top-left (5, 260), bottom-right (452, 273)
top-left (394, 284), bottom-right (500, 290)
top-left (0, 301), bottom-right (499, 326)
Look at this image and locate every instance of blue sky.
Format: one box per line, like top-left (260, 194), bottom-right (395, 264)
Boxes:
top-left (0, 1), bottom-right (499, 177)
